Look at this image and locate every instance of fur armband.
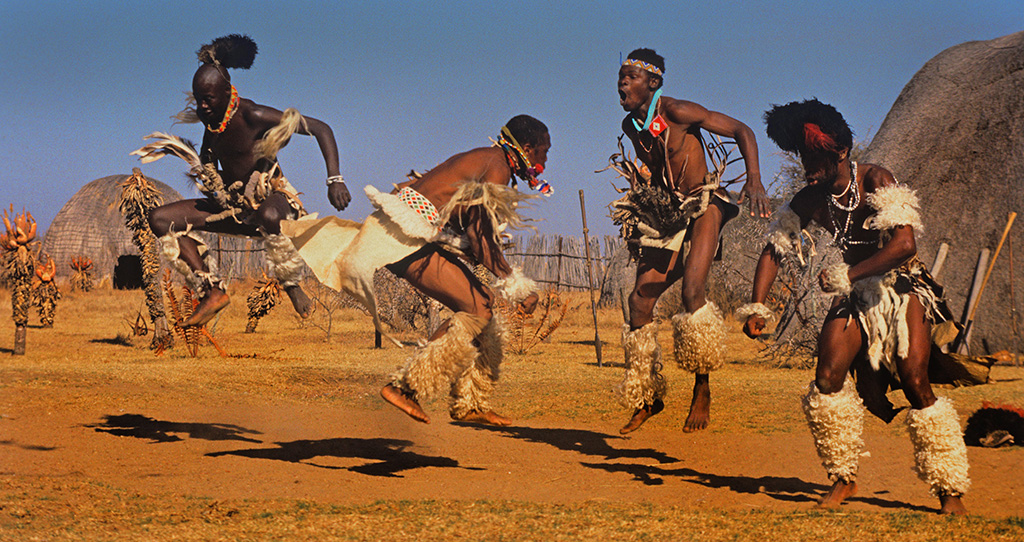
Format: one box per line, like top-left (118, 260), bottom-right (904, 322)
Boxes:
top-left (735, 303), bottom-right (775, 322)
top-left (864, 184), bottom-right (923, 232)
top-left (766, 205), bottom-right (805, 261)
top-left (493, 267), bottom-right (536, 303)
top-left (821, 262), bottom-right (852, 295)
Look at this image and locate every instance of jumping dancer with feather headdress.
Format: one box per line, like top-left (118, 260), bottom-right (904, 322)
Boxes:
top-left (133, 34), bottom-right (350, 327)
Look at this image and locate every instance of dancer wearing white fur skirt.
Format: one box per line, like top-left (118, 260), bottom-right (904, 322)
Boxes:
top-left (742, 99), bottom-right (969, 515)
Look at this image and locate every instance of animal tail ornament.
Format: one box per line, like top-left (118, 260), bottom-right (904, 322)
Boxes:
top-left (197, 34), bottom-right (258, 69)
top-left (130, 133), bottom-right (202, 172)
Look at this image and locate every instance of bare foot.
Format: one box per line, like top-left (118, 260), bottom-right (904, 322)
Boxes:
top-left (939, 494), bottom-right (967, 515)
top-left (453, 410), bottom-right (512, 426)
top-left (181, 289), bottom-right (229, 327)
top-left (682, 377), bottom-right (711, 433)
top-left (620, 399), bottom-right (665, 434)
top-left (380, 384), bottom-right (429, 423)
top-left (816, 480), bottom-right (857, 509)
top-left (284, 285), bottom-right (313, 318)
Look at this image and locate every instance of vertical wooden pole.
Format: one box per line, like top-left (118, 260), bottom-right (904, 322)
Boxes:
top-left (1008, 228), bottom-right (1019, 366)
top-left (13, 325), bottom-right (26, 355)
top-left (556, 236), bottom-right (563, 290)
top-left (956, 249), bottom-right (989, 355)
top-left (579, 190), bottom-right (603, 367)
top-left (930, 242), bottom-right (949, 277)
top-left (958, 212), bottom-right (1017, 354)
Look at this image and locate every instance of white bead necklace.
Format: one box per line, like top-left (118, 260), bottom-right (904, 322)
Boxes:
top-left (827, 162), bottom-right (874, 252)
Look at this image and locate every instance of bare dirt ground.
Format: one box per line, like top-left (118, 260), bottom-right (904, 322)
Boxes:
top-left (1, 286), bottom-right (1022, 538)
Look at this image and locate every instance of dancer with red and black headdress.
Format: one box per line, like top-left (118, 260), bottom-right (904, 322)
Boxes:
top-left (742, 99), bottom-right (969, 514)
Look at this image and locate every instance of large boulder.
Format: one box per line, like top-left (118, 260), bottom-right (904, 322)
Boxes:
top-left (864, 31), bottom-right (1024, 354)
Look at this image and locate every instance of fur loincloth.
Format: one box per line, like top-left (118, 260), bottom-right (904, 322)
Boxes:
top-left (131, 131), bottom-right (305, 223)
top-left (844, 259), bottom-right (954, 379)
top-left (282, 181), bottom-right (531, 345)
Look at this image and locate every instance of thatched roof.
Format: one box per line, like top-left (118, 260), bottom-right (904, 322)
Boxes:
top-left (41, 174), bottom-right (184, 279)
top-left (864, 31), bottom-right (1024, 353)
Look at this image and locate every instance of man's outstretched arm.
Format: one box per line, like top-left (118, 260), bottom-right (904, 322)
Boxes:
top-left (666, 101), bottom-right (770, 218)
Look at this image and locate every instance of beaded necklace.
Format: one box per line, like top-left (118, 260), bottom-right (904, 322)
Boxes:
top-left (826, 161), bottom-right (874, 252)
top-left (207, 85), bottom-right (239, 133)
top-left (494, 127), bottom-right (552, 195)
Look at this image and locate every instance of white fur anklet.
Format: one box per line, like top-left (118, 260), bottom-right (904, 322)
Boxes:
top-left (735, 302), bottom-right (775, 322)
top-left (821, 263), bottom-right (852, 295)
top-left (450, 315), bottom-right (507, 419)
top-left (159, 230), bottom-right (222, 295)
top-left (390, 312), bottom-right (484, 402)
top-left (672, 301), bottom-right (725, 373)
top-left (802, 379), bottom-right (864, 484)
top-left (263, 233), bottom-right (306, 288)
top-left (906, 397), bottom-right (971, 497)
top-left (493, 267), bottom-right (536, 304)
top-left (617, 322), bottom-right (666, 410)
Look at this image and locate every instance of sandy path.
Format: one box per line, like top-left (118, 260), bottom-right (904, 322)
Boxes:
top-left (3, 383), bottom-right (1020, 517)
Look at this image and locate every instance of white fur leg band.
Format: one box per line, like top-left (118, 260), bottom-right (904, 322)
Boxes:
top-left (735, 302), bottom-right (775, 322)
top-left (390, 312), bottom-right (484, 402)
top-left (159, 230), bottom-right (222, 295)
top-left (821, 263), bottom-right (852, 295)
top-left (672, 301), bottom-right (725, 373)
top-left (906, 397), bottom-right (971, 497)
top-left (802, 379), bottom-right (864, 484)
top-left (617, 322), bottom-right (667, 410)
top-left (263, 233), bottom-right (306, 288)
top-left (450, 315), bottom-right (506, 419)
top-left (493, 267), bottom-right (536, 304)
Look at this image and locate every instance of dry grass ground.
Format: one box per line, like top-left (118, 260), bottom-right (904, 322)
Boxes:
top-left (1, 282), bottom-right (1022, 541)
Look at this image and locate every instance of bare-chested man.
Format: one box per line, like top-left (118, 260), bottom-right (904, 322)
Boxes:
top-left (135, 35), bottom-right (350, 327)
top-left (611, 48), bottom-right (769, 434)
top-left (286, 115), bottom-right (548, 426)
top-left (740, 99), bottom-right (969, 514)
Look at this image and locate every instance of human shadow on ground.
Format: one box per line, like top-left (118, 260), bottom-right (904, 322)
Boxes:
top-left (455, 424), bottom-right (679, 464)
top-left (582, 461), bottom-right (933, 511)
top-left (85, 413), bottom-right (263, 444)
top-left (89, 336), bottom-right (133, 346)
top-left (0, 439), bottom-right (58, 451)
top-left (207, 437), bottom-right (483, 478)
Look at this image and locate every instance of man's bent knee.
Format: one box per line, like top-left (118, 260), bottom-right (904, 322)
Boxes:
top-left (815, 375), bottom-right (845, 395)
top-left (148, 208), bottom-right (173, 236)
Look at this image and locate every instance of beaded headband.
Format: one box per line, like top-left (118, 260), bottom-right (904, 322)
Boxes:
top-left (622, 58), bottom-right (663, 76)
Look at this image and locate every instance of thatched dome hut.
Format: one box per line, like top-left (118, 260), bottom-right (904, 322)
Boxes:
top-left (864, 31), bottom-right (1024, 354)
top-left (41, 174), bottom-right (184, 282)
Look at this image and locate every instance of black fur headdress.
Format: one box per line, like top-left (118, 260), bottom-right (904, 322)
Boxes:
top-left (196, 34), bottom-right (258, 69)
top-left (763, 98), bottom-right (853, 155)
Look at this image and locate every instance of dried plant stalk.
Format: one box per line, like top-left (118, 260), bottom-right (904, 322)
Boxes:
top-left (245, 273), bottom-right (281, 333)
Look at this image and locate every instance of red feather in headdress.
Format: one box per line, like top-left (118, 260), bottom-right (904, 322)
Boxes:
top-left (803, 123), bottom-right (837, 152)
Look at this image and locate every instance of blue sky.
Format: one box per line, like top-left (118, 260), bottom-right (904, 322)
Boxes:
top-left (1, 1), bottom-right (1021, 238)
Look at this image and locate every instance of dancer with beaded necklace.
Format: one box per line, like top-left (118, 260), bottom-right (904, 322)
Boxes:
top-left (133, 34), bottom-right (351, 327)
top-left (612, 48), bottom-right (769, 434)
top-left (284, 115), bottom-right (550, 426)
top-left (741, 99), bottom-right (969, 514)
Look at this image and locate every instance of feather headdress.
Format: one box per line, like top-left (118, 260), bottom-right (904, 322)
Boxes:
top-left (764, 98), bottom-right (853, 155)
top-left (196, 34), bottom-right (258, 69)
